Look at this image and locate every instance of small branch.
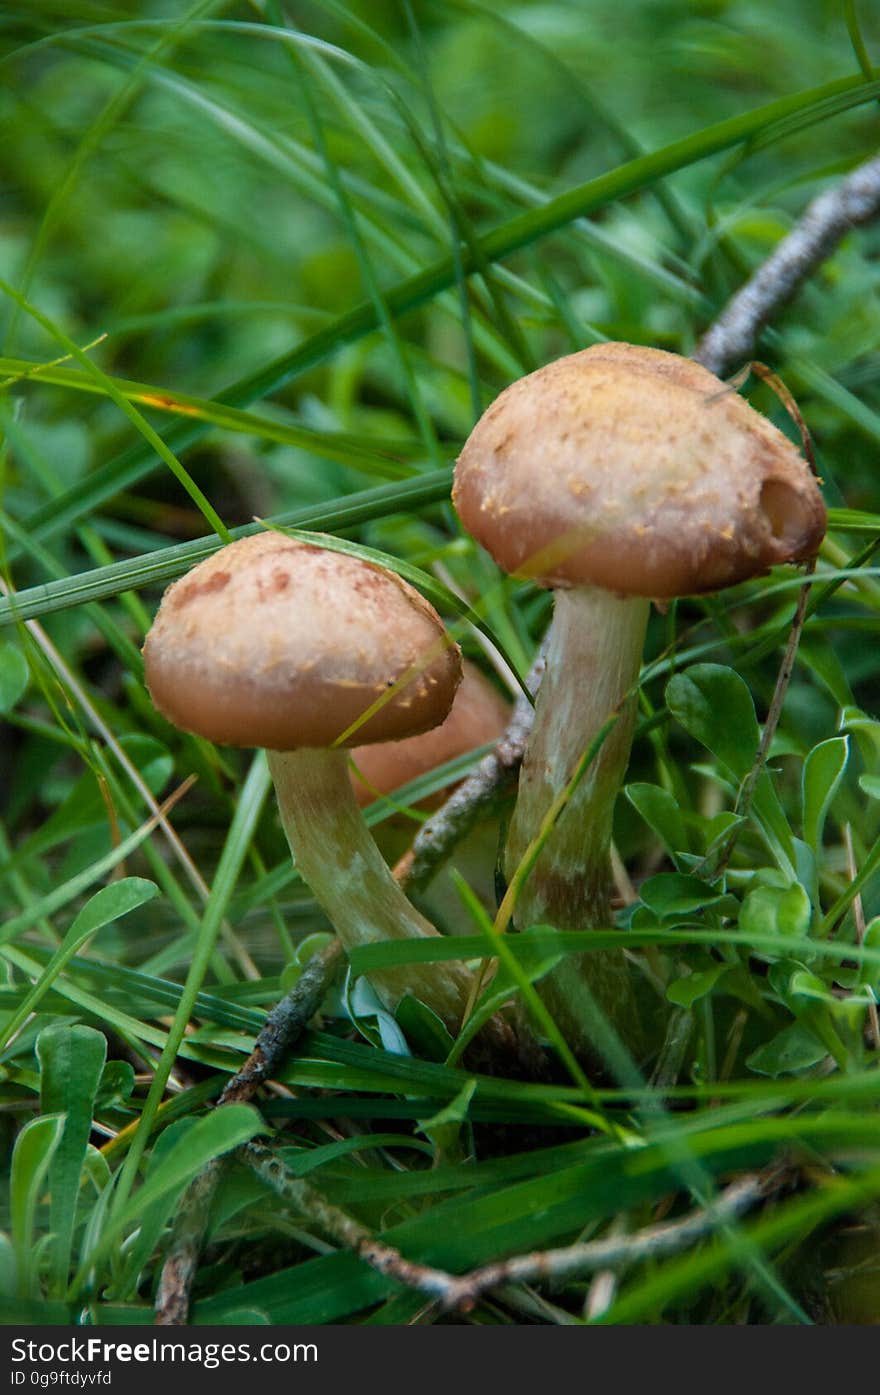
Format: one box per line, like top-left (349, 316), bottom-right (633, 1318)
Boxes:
top-left (153, 939), bottom-right (344, 1326)
top-left (397, 640), bottom-right (547, 893)
top-left (442, 1171), bottom-right (776, 1312)
top-left (242, 1147), bottom-right (775, 1314)
top-left (695, 153), bottom-right (880, 377)
top-left (217, 938), bottom-right (344, 1103)
top-left (242, 1140), bottom-right (459, 1303)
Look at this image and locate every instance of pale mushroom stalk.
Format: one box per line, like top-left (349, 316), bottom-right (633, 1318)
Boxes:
top-left (502, 589), bottom-right (649, 1050)
top-left (268, 746), bottom-right (473, 1029)
top-left (505, 588), bottom-right (648, 926)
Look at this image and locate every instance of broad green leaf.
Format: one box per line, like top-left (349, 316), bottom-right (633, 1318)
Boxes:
top-left (121, 1105), bottom-right (263, 1221)
top-left (802, 736), bottom-right (849, 849)
top-left (95, 1060), bottom-right (135, 1110)
top-left (666, 664), bottom-right (795, 872)
top-left (767, 963), bottom-right (850, 1068)
top-left (395, 996), bottom-right (455, 1062)
top-left (666, 664), bottom-right (760, 778)
top-left (666, 965), bottom-right (728, 1009)
top-left (625, 783), bottom-right (688, 860)
top-left (746, 1023), bottom-right (829, 1077)
top-left (346, 976), bottom-right (411, 1056)
top-left (37, 1024), bottom-right (107, 1297)
top-left (842, 705), bottom-right (880, 763)
top-left (0, 642), bottom-right (28, 713)
top-left (83, 1147), bottom-right (112, 1196)
top-left (280, 932), bottom-right (335, 993)
top-left (10, 1114), bottom-right (64, 1298)
top-left (739, 881), bottom-right (812, 943)
top-left (112, 1118), bottom-right (209, 1299)
top-left (0, 878), bottom-right (159, 1050)
top-left (639, 873), bottom-right (729, 918)
top-left (859, 774), bottom-right (880, 800)
top-left (787, 969), bottom-right (835, 1004)
top-left (73, 1105), bottom-right (263, 1298)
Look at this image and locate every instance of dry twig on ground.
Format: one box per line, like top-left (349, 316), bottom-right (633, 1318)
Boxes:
top-left (154, 940), bottom-right (343, 1325)
top-left (240, 1154), bottom-right (776, 1314)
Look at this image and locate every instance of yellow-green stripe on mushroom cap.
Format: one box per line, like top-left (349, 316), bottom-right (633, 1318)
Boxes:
top-left (453, 343), bottom-right (827, 1064)
top-left (142, 531), bottom-right (481, 1036)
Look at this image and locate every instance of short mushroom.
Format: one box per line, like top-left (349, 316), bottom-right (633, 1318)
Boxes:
top-left (453, 342), bottom-right (827, 1056)
top-left (143, 530), bottom-right (477, 1033)
top-left (350, 659), bottom-right (512, 808)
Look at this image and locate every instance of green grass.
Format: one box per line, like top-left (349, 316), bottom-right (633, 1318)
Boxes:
top-left (2, 0), bottom-right (880, 1327)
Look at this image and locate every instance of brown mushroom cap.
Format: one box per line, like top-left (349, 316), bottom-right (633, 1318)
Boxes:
top-left (453, 342), bottom-right (827, 598)
top-left (350, 659), bottom-right (511, 806)
top-left (143, 532), bottom-right (462, 749)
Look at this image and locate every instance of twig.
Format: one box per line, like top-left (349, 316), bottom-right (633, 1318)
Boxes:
top-left (241, 1149), bottom-right (775, 1314)
top-left (695, 153), bottom-right (880, 377)
top-left (397, 640), bottom-right (547, 893)
top-left (153, 939), bottom-right (344, 1325)
top-left (242, 1139), bottom-right (460, 1303)
top-left (442, 1170), bottom-right (776, 1312)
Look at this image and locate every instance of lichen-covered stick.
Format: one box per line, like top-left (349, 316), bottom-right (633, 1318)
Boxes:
top-left (695, 152), bottom-right (880, 377)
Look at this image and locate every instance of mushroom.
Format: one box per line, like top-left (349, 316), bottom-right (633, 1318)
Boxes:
top-left (142, 530), bottom-right (477, 1033)
top-left (350, 659), bottom-right (511, 808)
top-left (453, 342), bottom-right (827, 1055)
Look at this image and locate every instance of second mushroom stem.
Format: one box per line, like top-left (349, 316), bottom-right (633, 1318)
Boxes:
top-left (267, 746), bottom-right (475, 1034)
top-left (503, 587), bottom-right (650, 1061)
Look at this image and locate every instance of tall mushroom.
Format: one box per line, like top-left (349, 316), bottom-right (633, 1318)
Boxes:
top-left (143, 530), bottom-right (477, 1034)
top-left (453, 342), bottom-right (827, 1057)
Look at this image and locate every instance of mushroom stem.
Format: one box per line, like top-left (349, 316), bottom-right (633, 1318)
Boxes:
top-left (504, 587), bottom-right (650, 1058)
top-left (267, 746), bottom-right (474, 1034)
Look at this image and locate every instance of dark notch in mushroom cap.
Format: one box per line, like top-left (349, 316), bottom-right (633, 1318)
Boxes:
top-left (453, 342), bottom-right (827, 598)
top-left (143, 532), bottom-right (462, 750)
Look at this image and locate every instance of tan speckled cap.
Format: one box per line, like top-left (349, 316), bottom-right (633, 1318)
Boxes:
top-left (143, 532), bottom-right (462, 749)
top-left (453, 343), bottom-right (827, 598)
top-left (350, 659), bottom-right (511, 806)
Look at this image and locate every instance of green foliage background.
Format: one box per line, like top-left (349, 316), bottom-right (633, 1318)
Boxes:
top-left (2, 0), bottom-right (880, 1325)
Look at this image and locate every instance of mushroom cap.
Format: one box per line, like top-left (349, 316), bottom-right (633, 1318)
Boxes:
top-left (453, 342), bottom-right (827, 598)
top-left (350, 659), bottom-right (511, 806)
top-left (143, 532), bottom-right (462, 749)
